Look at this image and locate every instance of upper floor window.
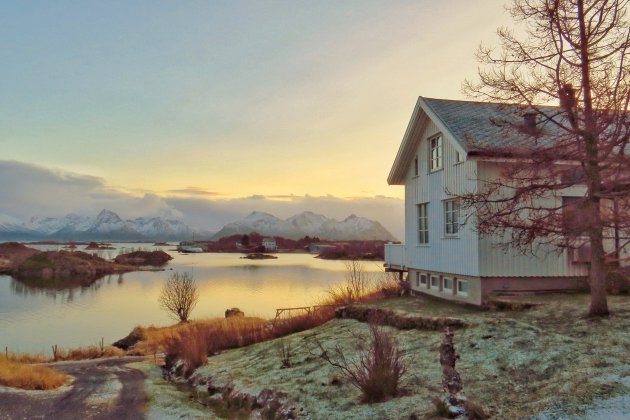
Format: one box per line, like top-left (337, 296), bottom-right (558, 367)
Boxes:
top-left (414, 155), bottom-right (419, 176)
top-left (429, 135), bottom-right (443, 171)
top-left (417, 203), bottom-right (429, 244)
top-left (455, 151), bottom-right (464, 164)
top-left (444, 199), bottom-right (460, 236)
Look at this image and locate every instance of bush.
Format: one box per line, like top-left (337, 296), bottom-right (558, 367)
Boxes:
top-left (316, 321), bottom-right (407, 403)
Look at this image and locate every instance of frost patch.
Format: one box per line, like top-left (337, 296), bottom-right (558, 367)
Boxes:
top-left (84, 373), bottom-right (122, 406)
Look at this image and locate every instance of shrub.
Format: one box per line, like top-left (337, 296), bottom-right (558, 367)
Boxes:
top-left (164, 324), bottom-right (210, 377)
top-left (316, 322), bottom-right (407, 403)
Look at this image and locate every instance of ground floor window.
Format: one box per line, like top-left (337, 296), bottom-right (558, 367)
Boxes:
top-left (420, 274), bottom-right (427, 287)
top-left (443, 277), bottom-right (453, 293)
top-left (457, 279), bottom-right (469, 296)
top-left (430, 275), bottom-right (440, 289)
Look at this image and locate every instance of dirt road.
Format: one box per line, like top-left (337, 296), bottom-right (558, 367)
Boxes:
top-left (0, 357), bottom-right (147, 420)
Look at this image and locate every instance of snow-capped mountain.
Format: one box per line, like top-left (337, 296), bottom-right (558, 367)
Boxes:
top-left (212, 212), bottom-right (304, 240)
top-left (286, 211), bottom-right (329, 236)
top-left (317, 214), bottom-right (395, 241)
top-left (0, 213), bottom-right (39, 241)
top-left (132, 217), bottom-right (192, 239)
top-left (213, 211), bottom-right (396, 241)
top-left (0, 210), bottom-right (205, 241)
top-left (26, 214), bottom-right (92, 235)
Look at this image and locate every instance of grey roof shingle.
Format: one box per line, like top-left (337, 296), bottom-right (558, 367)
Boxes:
top-left (422, 97), bottom-right (561, 153)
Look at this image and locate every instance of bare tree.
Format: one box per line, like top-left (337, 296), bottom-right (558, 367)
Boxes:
top-left (462, 0), bottom-right (630, 316)
top-left (159, 272), bottom-right (199, 322)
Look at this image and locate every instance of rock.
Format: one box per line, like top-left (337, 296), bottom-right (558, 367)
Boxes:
top-left (113, 326), bottom-right (146, 350)
top-left (225, 307), bottom-right (245, 318)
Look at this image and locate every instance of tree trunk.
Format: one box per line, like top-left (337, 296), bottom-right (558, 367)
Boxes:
top-left (588, 228), bottom-right (610, 316)
top-left (577, 0), bottom-right (609, 317)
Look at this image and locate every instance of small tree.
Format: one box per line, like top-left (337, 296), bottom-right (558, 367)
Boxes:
top-left (159, 272), bottom-right (199, 322)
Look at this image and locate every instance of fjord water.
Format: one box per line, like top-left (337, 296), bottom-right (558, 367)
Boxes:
top-left (0, 244), bottom-right (384, 353)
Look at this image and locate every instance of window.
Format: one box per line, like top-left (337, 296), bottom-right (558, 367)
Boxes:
top-left (443, 277), bottom-right (454, 293)
top-left (457, 279), bottom-right (468, 296)
top-left (430, 275), bottom-right (440, 289)
top-left (455, 151), bottom-right (464, 163)
top-left (562, 196), bottom-right (588, 237)
top-left (414, 155), bottom-right (419, 176)
top-left (417, 203), bottom-right (429, 244)
top-left (429, 135), bottom-right (443, 171)
top-left (444, 199), bottom-right (460, 236)
top-left (420, 274), bottom-right (427, 287)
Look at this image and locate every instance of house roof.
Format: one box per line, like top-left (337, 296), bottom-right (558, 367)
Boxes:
top-left (387, 97), bottom-right (563, 185)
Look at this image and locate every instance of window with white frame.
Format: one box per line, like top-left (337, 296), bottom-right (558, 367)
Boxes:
top-left (420, 274), bottom-right (427, 287)
top-left (429, 135), bottom-right (443, 171)
top-left (417, 203), bottom-right (429, 244)
top-left (430, 275), bottom-right (440, 289)
top-left (457, 279), bottom-right (469, 296)
top-left (444, 199), bottom-right (460, 236)
top-left (443, 277), bottom-right (453, 293)
top-left (455, 151), bottom-right (464, 163)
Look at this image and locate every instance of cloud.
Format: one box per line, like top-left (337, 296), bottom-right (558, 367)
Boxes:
top-left (165, 187), bottom-right (222, 197)
top-left (0, 160), bottom-right (404, 238)
top-left (0, 160), bottom-right (182, 220)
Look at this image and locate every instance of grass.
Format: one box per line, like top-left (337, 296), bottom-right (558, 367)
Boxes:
top-left (187, 293), bottom-right (630, 419)
top-left (0, 356), bottom-right (69, 390)
top-left (4, 345), bottom-right (124, 364)
top-left (129, 361), bottom-right (220, 419)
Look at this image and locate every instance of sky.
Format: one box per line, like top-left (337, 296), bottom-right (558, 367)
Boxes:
top-left (0, 0), bottom-right (512, 237)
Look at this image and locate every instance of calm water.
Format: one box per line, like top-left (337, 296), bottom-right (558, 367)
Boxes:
top-left (0, 244), bottom-right (384, 353)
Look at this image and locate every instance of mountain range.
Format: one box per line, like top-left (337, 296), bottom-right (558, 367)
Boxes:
top-left (0, 210), bottom-right (201, 241)
top-left (0, 209), bottom-right (396, 242)
top-left (212, 211), bottom-right (396, 241)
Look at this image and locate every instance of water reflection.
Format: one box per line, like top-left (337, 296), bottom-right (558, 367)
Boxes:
top-left (0, 250), bottom-right (383, 353)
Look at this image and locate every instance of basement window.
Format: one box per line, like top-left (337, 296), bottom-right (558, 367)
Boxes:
top-left (420, 274), bottom-right (427, 287)
top-left (457, 279), bottom-right (469, 297)
top-left (430, 275), bottom-right (440, 290)
top-left (443, 277), bottom-right (454, 293)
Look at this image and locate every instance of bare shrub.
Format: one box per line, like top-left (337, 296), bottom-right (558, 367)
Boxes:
top-left (315, 321), bottom-right (406, 403)
top-left (159, 272), bottom-right (198, 322)
top-left (327, 259), bottom-right (373, 305)
top-left (277, 340), bottom-right (292, 368)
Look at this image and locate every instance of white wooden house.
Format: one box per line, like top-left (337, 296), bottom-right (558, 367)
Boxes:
top-left (262, 237), bottom-right (277, 252)
top-left (384, 97), bottom-right (591, 305)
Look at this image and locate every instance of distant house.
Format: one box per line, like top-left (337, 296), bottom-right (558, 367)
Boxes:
top-left (262, 238), bottom-right (277, 252)
top-left (308, 243), bottom-right (336, 254)
top-left (383, 97), bottom-right (622, 305)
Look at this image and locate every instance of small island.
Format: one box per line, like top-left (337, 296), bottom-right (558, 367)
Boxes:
top-left (240, 253), bottom-right (278, 260)
top-left (0, 242), bottom-right (171, 285)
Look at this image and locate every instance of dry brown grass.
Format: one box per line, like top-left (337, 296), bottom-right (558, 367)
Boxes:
top-left (0, 356), bottom-right (69, 390)
top-left (5, 345), bottom-right (124, 364)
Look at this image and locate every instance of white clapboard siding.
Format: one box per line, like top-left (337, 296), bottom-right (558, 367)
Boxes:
top-left (404, 120), bottom-right (481, 277)
top-left (475, 162), bottom-right (588, 277)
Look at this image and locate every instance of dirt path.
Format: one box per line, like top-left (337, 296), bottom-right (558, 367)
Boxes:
top-left (0, 357), bottom-right (147, 420)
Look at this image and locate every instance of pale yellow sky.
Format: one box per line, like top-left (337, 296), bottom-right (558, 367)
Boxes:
top-left (2, 1), bottom-right (511, 202)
